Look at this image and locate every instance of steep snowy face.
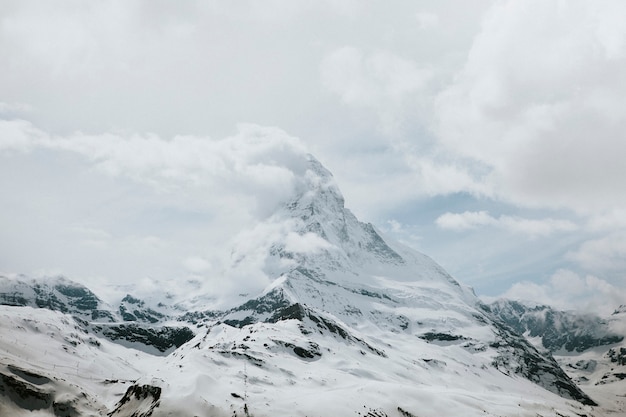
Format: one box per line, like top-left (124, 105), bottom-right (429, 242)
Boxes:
top-left (246, 155), bottom-right (463, 289)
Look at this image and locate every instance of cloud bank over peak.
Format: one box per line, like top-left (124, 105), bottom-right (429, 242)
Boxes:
top-left (436, 211), bottom-right (578, 238)
top-left (0, 120), bottom-right (311, 217)
top-left (0, 119), bottom-right (338, 303)
top-left (492, 268), bottom-right (626, 316)
top-left (2, 0), bottom-right (626, 312)
top-left (434, 0), bottom-right (626, 215)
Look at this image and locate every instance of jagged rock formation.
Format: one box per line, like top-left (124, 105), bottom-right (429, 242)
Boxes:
top-left (489, 299), bottom-right (623, 352)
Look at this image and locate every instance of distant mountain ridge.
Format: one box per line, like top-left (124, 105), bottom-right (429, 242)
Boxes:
top-left (488, 299), bottom-right (624, 353)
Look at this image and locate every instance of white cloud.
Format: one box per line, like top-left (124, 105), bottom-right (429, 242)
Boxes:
top-left (182, 256), bottom-right (212, 274)
top-left (2, 0), bottom-right (625, 313)
top-left (0, 119), bottom-right (308, 218)
top-left (0, 119), bottom-right (326, 304)
top-left (0, 119), bottom-right (44, 152)
top-left (380, 219), bottom-right (423, 252)
top-left (436, 211), bottom-right (577, 237)
top-left (435, 0), bottom-right (626, 214)
top-left (403, 156), bottom-right (493, 198)
top-left (320, 46), bottom-right (432, 133)
top-left (284, 232), bottom-right (333, 254)
top-left (415, 12), bottom-right (439, 30)
top-left (493, 269), bottom-right (626, 315)
top-left (387, 219), bottom-right (403, 233)
top-left (567, 232), bottom-right (626, 273)
top-left (0, 102), bottom-right (33, 114)
top-left (436, 211), bottom-right (493, 231)
top-left (321, 47), bottom-right (431, 106)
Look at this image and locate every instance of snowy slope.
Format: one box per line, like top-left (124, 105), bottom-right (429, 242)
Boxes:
top-left (489, 299), bottom-right (626, 413)
top-left (0, 154), bottom-right (615, 416)
top-left (0, 306), bottom-right (154, 416)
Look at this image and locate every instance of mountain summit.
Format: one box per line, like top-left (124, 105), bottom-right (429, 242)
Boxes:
top-left (0, 155), bottom-right (612, 416)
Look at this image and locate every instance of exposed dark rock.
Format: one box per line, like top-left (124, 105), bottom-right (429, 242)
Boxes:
top-left (91, 309), bottom-right (115, 322)
top-left (607, 347), bottom-right (626, 365)
top-left (271, 339), bottom-right (321, 360)
top-left (92, 324), bottom-right (194, 353)
top-left (108, 384), bottom-right (161, 417)
top-left (268, 302), bottom-right (306, 323)
top-left (223, 316), bottom-right (256, 328)
top-left (488, 316), bottom-right (597, 406)
top-left (0, 371), bottom-right (52, 411)
top-left (54, 284), bottom-right (99, 311)
top-left (52, 400), bottom-right (80, 417)
top-left (612, 305), bottom-right (626, 315)
top-left (567, 360), bottom-right (597, 372)
top-left (233, 288), bottom-right (292, 315)
top-left (596, 372), bottom-right (626, 385)
top-left (489, 300), bottom-right (623, 352)
top-left (7, 365), bottom-right (51, 385)
top-left (0, 277), bottom-right (106, 320)
top-left (218, 351), bottom-right (264, 367)
top-left (419, 332), bottom-right (466, 342)
top-left (0, 293), bottom-right (28, 306)
top-left (178, 309), bottom-right (222, 325)
top-left (121, 294), bottom-right (143, 305)
top-left (397, 407), bottom-right (417, 417)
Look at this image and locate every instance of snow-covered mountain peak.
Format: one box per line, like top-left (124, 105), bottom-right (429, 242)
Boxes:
top-left (230, 155), bottom-right (472, 315)
top-left (291, 154), bottom-right (345, 211)
top-left (1, 154), bottom-right (613, 416)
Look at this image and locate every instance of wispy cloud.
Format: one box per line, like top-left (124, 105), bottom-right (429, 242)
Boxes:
top-left (567, 232), bottom-right (626, 274)
top-left (434, 0), bottom-right (626, 214)
top-left (491, 269), bottom-right (626, 315)
top-left (435, 211), bottom-right (577, 237)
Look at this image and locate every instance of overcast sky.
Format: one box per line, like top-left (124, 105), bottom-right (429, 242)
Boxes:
top-left (1, 0), bottom-right (626, 313)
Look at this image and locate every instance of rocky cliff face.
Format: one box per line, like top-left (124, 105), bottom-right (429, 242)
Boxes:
top-left (488, 299), bottom-right (623, 352)
top-left (488, 299), bottom-right (626, 412)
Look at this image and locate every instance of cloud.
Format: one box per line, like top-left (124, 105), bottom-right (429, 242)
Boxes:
top-left (284, 232), bottom-right (333, 254)
top-left (415, 12), bottom-right (439, 30)
top-left (492, 269), bottom-right (626, 315)
top-left (321, 47), bottom-right (431, 106)
top-left (567, 232), bottom-right (626, 274)
top-left (435, 211), bottom-right (577, 237)
top-left (182, 256), bottom-right (212, 274)
top-left (586, 209), bottom-right (626, 232)
top-left (0, 102), bottom-right (33, 114)
top-left (2, 0), bottom-right (625, 314)
top-left (435, 0), bottom-right (626, 214)
top-left (320, 46), bottom-right (432, 132)
top-left (435, 211), bottom-right (493, 231)
top-left (0, 119), bottom-right (309, 217)
top-left (0, 119), bottom-right (328, 306)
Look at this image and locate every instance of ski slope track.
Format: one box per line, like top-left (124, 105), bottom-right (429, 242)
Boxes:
top-left (1, 155), bottom-right (623, 416)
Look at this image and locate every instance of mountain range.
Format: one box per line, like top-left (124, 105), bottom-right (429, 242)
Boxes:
top-left (1, 155), bottom-right (624, 416)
